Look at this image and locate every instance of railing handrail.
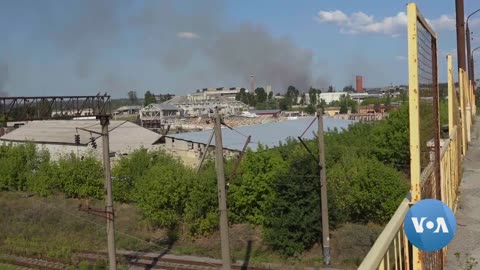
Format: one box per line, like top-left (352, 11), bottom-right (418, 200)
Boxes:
top-left (357, 197), bottom-right (411, 270)
top-left (440, 126), bottom-right (457, 158)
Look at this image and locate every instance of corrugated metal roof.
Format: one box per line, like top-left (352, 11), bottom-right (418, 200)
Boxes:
top-left (250, 109), bottom-right (282, 114)
top-left (114, 105), bottom-right (142, 111)
top-left (149, 103), bottom-right (180, 111)
top-left (0, 120), bottom-right (161, 155)
top-left (162, 117), bottom-right (354, 151)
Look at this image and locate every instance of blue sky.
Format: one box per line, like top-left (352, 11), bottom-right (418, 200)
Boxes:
top-left (0, 0), bottom-right (479, 98)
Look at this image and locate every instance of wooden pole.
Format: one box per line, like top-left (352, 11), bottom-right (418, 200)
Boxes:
top-left (214, 114), bottom-right (232, 270)
top-left (317, 111), bottom-right (330, 265)
top-left (100, 116), bottom-right (117, 270)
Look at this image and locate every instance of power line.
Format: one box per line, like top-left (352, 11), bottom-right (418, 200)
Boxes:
top-left (29, 196), bottom-right (221, 269)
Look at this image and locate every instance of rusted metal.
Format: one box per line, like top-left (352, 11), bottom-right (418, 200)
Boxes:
top-left (0, 94), bottom-right (111, 123)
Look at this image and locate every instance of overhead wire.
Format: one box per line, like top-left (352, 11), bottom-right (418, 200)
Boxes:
top-left (29, 195), bottom-right (221, 269)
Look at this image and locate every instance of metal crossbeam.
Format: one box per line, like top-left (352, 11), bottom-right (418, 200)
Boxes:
top-left (0, 94), bottom-right (111, 123)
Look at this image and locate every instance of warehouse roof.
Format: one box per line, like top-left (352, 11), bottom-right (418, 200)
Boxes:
top-left (0, 120), bottom-right (161, 154)
top-left (114, 105), bottom-right (142, 112)
top-left (159, 117), bottom-right (354, 152)
top-left (147, 103), bottom-right (180, 111)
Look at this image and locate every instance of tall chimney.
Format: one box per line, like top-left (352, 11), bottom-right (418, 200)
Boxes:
top-left (356, 76), bottom-right (363, 93)
top-left (250, 75), bottom-right (255, 93)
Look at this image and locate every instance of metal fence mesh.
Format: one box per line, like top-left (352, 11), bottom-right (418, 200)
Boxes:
top-left (417, 18), bottom-right (441, 201)
top-left (416, 17), bottom-right (443, 270)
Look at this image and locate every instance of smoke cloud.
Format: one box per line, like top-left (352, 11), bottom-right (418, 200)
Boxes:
top-left (3, 0), bottom-right (322, 95)
top-left (207, 24), bottom-right (314, 92)
top-left (0, 62), bottom-right (8, 96)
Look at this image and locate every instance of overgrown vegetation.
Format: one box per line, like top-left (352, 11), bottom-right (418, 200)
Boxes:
top-left (0, 104), bottom-right (411, 261)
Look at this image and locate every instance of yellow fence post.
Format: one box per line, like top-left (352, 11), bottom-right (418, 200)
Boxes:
top-left (407, 3), bottom-right (422, 269)
top-left (460, 69), bottom-right (468, 154)
top-left (448, 55), bottom-right (455, 137)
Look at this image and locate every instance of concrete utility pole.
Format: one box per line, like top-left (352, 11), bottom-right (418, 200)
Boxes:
top-left (214, 114), bottom-right (232, 270)
top-left (317, 111), bottom-right (330, 266)
top-left (100, 116), bottom-right (117, 270)
top-left (467, 8), bottom-right (480, 88)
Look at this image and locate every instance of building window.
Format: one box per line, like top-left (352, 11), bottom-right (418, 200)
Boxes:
top-left (172, 138), bottom-right (175, 143)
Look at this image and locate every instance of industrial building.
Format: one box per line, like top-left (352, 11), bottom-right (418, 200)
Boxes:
top-left (113, 105), bottom-right (143, 116)
top-left (197, 87), bottom-right (242, 100)
top-left (139, 103), bottom-right (181, 131)
top-left (157, 117), bottom-right (354, 166)
top-left (356, 76), bottom-right (364, 93)
top-left (163, 93), bottom-right (248, 117)
top-left (0, 120), bottom-right (161, 160)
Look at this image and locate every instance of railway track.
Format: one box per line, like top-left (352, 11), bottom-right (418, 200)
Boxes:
top-left (0, 254), bottom-right (70, 269)
top-left (75, 250), bottom-right (271, 270)
top-left (0, 250), bottom-right (272, 270)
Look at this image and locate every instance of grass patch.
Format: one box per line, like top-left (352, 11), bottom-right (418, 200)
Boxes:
top-left (0, 192), bottom-right (384, 269)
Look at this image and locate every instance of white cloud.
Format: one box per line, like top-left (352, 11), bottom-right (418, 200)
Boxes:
top-left (315, 10), bottom-right (349, 25)
top-left (177, 32), bottom-right (199, 39)
top-left (427, 15), bottom-right (455, 31)
top-left (315, 10), bottom-right (455, 37)
top-left (395, 56), bottom-right (407, 62)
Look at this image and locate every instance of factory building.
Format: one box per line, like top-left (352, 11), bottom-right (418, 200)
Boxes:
top-left (0, 120), bottom-right (161, 160)
top-left (157, 117), bottom-right (354, 167)
top-left (163, 93), bottom-right (248, 117)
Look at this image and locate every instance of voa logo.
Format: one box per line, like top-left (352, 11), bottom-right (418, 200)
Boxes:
top-left (404, 199), bottom-right (456, 252)
top-left (411, 217), bottom-right (449, 233)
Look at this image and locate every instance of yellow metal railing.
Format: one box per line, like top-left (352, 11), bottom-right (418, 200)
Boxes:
top-left (358, 3), bottom-right (472, 269)
top-left (358, 125), bottom-right (462, 270)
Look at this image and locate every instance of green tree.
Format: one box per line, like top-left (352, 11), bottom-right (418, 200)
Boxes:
top-left (144, 91), bottom-right (157, 106)
top-left (343, 85), bottom-right (354, 92)
top-left (286, 86), bottom-right (299, 105)
top-left (300, 93), bottom-right (306, 105)
top-left (268, 91), bottom-right (273, 100)
top-left (278, 98), bottom-right (291, 110)
top-left (308, 87), bottom-right (321, 105)
top-left (328, 85), bottom-right (334, 92)
top-left (55, 154), bottom-right (104, 199)
top-left (305, 104), bottom-right (316, 114)
top-left (371, 104), bottom-right (410, 170)
top-left (184, 163), bottom-right (219, 236)
top-left (328, 155), bottom-right (409, 223)
top-left (127, 91), bottom-right (138, 105)
top-left (0, 143), bottom-right (42, 191)
top-left (255, 87), bottom-right (267, 104)
top-left (340, 101), bottom-right (349, 114)
top-left (236, 88), bottom-right (249, 104)
top-left (135, 154), bottom-right (191, 228)
top-left (112, 148), bottom-right (156, 203)
top-left (229, 147), bottom-right (288, 225)
top-left (262, 144), bottom-right (321, 257)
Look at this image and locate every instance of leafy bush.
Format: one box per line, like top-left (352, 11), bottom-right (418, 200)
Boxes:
top-left (328, 155), bottom-right (409, 224)
top-left (229, 147), bottom-right (288, 225)
top-left (261, 144), bottom-right (321, 257)
top-left (371, 104), bottom-right (410, 171)
top-left (0, 143), bottom-right (47, 191)
top-left (55, 154), bottom-right (104, 199)
top-left (184, 163), bottom-right (219, 237)
top-left (112, 148), bottom-right (156, 203)
top-left (134, 152), bottom-right (191, 229)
